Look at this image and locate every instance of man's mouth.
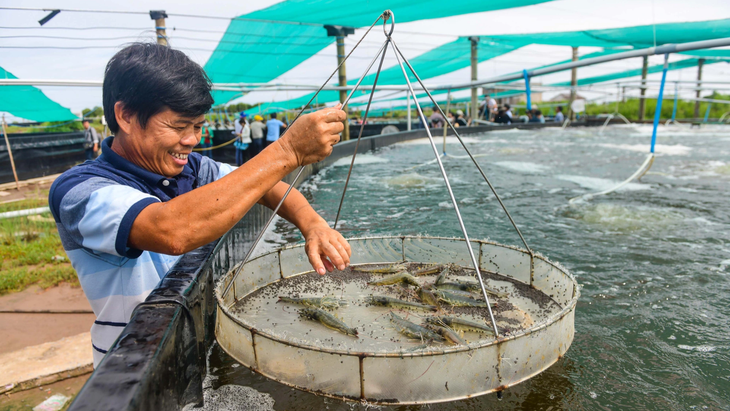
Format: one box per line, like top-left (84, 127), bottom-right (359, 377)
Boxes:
top-left (168, 151), bottom-right (189, 161)
top-left (168, 151), bottom-right (189, 165)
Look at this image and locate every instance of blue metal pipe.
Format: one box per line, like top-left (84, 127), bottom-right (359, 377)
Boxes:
top-left (523, 69), bottom-right (531, 112)
top-left (704, 103), bottom-right (712, 123)
top-left (650, 54), bottom-right (670, 154)
top-left (671, 82), bottom-right (678, 122)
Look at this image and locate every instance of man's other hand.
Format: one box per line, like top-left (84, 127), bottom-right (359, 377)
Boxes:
top-left (302, 221), bottom-right (351, 275)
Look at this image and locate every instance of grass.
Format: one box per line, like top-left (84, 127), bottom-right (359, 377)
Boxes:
top-left (0, 190), bottom-right (78, 295)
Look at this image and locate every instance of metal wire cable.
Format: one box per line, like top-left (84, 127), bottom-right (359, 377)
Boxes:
top-left (389, 32), bottom-right (500, 337)
top-left (333, 40), bottom-right (391, 230)
top-left (221, 12), bottom-right (387, 300)
top-left (390, 39), bottom-right (534, 257)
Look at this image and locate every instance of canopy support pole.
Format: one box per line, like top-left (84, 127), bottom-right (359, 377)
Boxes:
top-left (326, 25), bottom-right (356, 141)
top-left (638, 56), bottom-right (649, 121)
top-left (694, 58), bottom-right (705, 119)
top-left (469, 36), bottom-right (479, 124)
top-left (568, 47), bottom-right (578, 121)
top-left (1, 116), bottom-right (20, 190)
top-left (150, 10), bottom-right (168, 46)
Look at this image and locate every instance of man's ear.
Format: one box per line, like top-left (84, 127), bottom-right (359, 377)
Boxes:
top-left (114, 102), bottom-right (134, 135)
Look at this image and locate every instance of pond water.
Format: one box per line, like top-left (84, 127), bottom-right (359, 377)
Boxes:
top-left (207, 124), bottom-right (730, 411)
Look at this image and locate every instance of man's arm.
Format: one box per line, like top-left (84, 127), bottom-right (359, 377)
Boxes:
top-left (92, 128), bottom-right (99, 152)
top-left (128, 107), bottom-right (350, 272)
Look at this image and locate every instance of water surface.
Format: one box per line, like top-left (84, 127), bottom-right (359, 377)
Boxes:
top-left (210, 124), bottom-right (730, 410)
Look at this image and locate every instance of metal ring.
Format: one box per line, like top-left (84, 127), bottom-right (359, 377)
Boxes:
top-left (382, 10), bottom-right (394, 37)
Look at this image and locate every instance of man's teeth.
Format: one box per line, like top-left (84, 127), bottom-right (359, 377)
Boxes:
top-left (169, 152), bottom-right (188, 160)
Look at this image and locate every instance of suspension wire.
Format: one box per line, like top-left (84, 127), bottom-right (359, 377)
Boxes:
top-left (389, 36), bottom-right (500, 337)
top-left (222, 13), bottom-right (386, 300)
top-left (390, 40), bottom-right (533, 258)
top-left (333, 40), bottom-right (391, 230)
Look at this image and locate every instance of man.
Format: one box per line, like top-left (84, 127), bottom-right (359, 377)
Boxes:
top-left (265, 112), bottom-right (287, 147)
top-left (250, 114), bottom-right (266, 156)
top-left (479, 94), bottom-right (497, 121)
top-left (504, 104), bottom-right (513, 119)
top-left (49, 43), bottom-right (350, 367)
top-left (429, 106), bottom-right (445, 129)
top-left (82, 119), bottom-right (100, 161)
top-left (554, 106), bottom-right (565, 123)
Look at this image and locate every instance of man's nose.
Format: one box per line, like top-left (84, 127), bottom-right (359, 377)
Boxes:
top-left (182, 132), bottom-right (199, 146)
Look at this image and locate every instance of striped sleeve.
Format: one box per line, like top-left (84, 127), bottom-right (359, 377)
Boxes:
top-left (197, 155), bottom-right (236, 186)
top-left (57, 177), bottom-right (160, 258)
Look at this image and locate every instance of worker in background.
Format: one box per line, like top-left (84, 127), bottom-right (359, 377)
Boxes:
top-left (504, 104), bottom-right (513, 120)
top-left (234, 113), bottom-right (251, 166)
top-left (199, 120), bottom-right (213, 159)
top-left (49, 43), bottom-right (351, 367)
top-left (82, 119), bottom-right (100, 161)
top-left (249, 115), bottom-right (266, 156)
top-left (554, 106), bottom-right (565, 123)
top-left (265, 112), bottom-right (287, 148)
top-left (429, 105), bottom-right (445, 128)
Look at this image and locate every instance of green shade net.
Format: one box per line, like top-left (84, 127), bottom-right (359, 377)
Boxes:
top-left (348, 49), bottom-right (626, 108)
top-left (369, 57), bottom-right (730, 112)
top-left (483, 18), bottom-right (730, 48)
top-left (550, 58), bottom-right (729, 87)
top-left (245, 39), bottom-right (521, 114)
top-left (205, 0), bottom-right (552, 104)
top-left (0, 67), bottom-right (77, 122)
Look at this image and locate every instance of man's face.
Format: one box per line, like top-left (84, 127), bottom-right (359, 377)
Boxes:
top-left (125, 108), bottom-right (204, 178)
top-left (82, 121), bottom-right (90, 129)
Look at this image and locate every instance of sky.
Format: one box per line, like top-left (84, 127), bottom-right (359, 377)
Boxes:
top-left (1, 0), bottom-right (730, 119)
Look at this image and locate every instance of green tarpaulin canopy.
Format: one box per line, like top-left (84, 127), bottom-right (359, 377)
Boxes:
top-left (482, 18), bottom-right (730, 48)
top-left (0, 67), bottom-right (77, 123)
top-left (205, 0), bottom-right (552, 104)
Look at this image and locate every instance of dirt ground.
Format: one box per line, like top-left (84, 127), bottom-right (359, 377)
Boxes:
top-left (0, 373), bottom-right (89, 411)
top-left (0, 284), bottom-right (94, 355)
top-left (0, 175), bottom-right (56, 205)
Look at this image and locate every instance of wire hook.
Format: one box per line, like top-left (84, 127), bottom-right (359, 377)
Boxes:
top-left (382, 10), bottom-right (394, 37)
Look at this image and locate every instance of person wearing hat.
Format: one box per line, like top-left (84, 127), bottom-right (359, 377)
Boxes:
top-left (198, 118), bottom-right (213, 159)
top-left (250, 114), bottom-right (266, 156)
top-left (454, 109), bottom-right (467, 127)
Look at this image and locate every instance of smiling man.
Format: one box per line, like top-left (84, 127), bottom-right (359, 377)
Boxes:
top-left (49, 43), bottom-right (351, 367)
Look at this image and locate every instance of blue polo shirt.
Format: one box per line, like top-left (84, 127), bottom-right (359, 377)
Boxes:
top-left (265, 118), bottom-right (285, 142)
top-left (49, 138), bottom-right (235, 367)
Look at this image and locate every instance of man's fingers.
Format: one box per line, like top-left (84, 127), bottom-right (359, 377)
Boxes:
top-left (321, 242), bottom-right (346, 271)
top-left (323, 108), bottom-right (347, 123)
top-left (337, 236), bottom-right (352, 257)
top-left (322, 257), bottom-right (335, 273)
top-left (307, 248), bottom-right (326, 275)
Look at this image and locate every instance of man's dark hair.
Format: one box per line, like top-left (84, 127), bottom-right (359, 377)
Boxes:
top-left (103, 43), bottom-right (214, 134)
top-left (271, 113), bottom-right (277, 119)
top-left (504, 104), bottom-right (511, 109)
top-left (557, 106), bottom-right (563, 112)
top-left (82, 119), bottom-right (90, 123)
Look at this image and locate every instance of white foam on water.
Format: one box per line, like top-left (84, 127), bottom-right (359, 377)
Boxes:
top-left (556, 175), bottom-right (651, 191)
top-left (331, 153), bottom-right (389, 167)
top-left (495, 161), bottom-right (550, 174)
top-left (438, 201), bottom-right (454, 209)
top-left (564, 203), bottom-right (684, 231)
top-left (383, 172), bottom-right (437, 188)
top-left (395, 136), bottom-right (481, 146)
top-left (678, 345), bottom-right (717, 352)
top-left (598, 143), bottom-right (692, 156)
